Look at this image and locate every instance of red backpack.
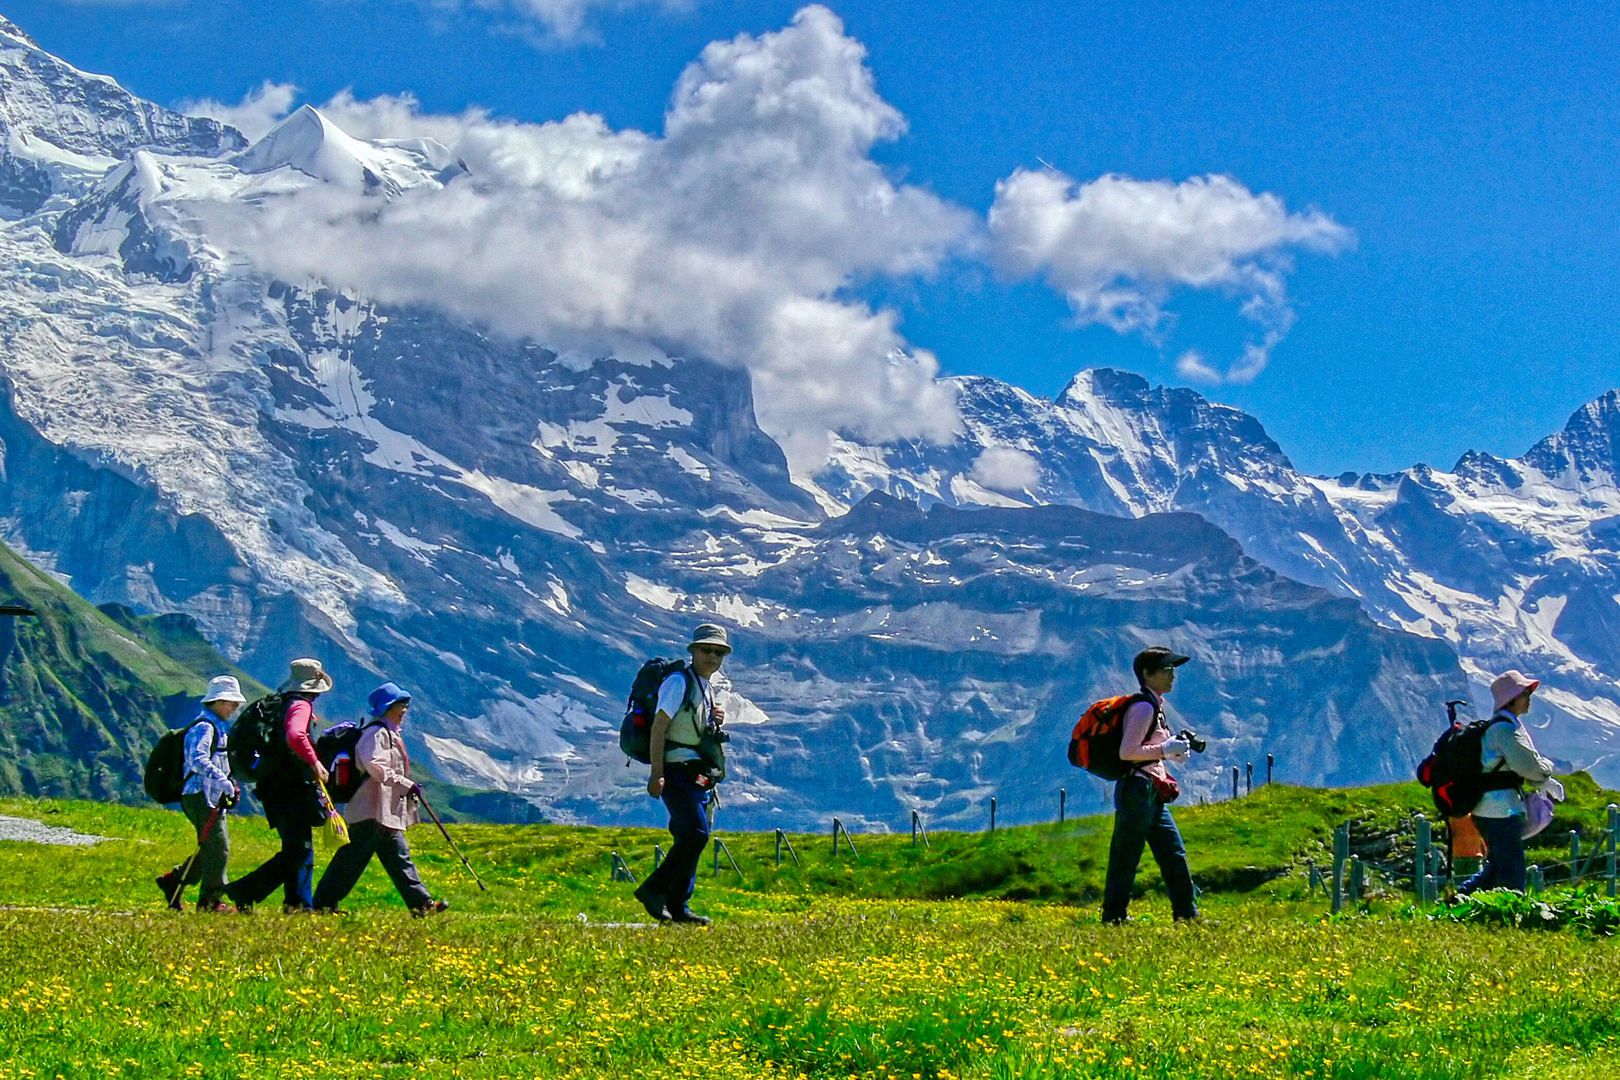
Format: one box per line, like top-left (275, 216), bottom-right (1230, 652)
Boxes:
top-left (1068, 693), bottom-right (1153, 780)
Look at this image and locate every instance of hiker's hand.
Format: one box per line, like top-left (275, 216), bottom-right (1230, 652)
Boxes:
top-left (1160, 738), bottom-right (1190, 763)
top-left (710, 701), bottom-right (726, 728)
top-left (648, 775), bottom-right (665, 799)
top-left (407, 783), bottom-right (422, 799)
top-left (1541, 777), bottom-right (1566, 802)
top-left (314, 762), bottom-right (330, 784)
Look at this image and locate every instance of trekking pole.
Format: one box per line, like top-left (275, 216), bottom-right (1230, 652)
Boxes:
top-left (417, 791), bottom-right (487, 892)
top-left (1415, 815), bottom-right (1432, 906)
top-left (168, 804), bottom-right (224, 908)
top-left (988, 797), bottom-right (996, 834)
top-left (1246, 762), bottom-right (1252, 796)
top-left (1266, 754), bottom-right (1273, 786)
top-left (1231, 766), bottom-right (1239, 800)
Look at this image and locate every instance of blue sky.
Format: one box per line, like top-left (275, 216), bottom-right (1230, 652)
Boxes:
top-left (19, 0), bottom-right (1620, 474)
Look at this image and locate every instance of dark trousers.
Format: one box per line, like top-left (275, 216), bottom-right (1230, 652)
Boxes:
top-left (641, 766), bottom-right (711, 914)
top-left (312, 818), bottom-right (433, 910)
top-left (167, 793), bottom-right (230, 907)
top-left (1102, 773), bottom-right (1199, 922)
top-left (1460, 814), bottom-right (1527, 894)
top-left (229, 818), bottom-right (314, 909)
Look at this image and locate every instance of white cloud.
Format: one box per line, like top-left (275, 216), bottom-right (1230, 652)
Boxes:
top-left (970, 447), bottom-right (1041, 493)
top-left (988, 168), bottom-right (1352, 383)
top-left (181, 81), bottom-right (299, 142)
top-left (203, 6), bottom-right (971, 472)
top-left (442, 0), bottom-right (693, 42)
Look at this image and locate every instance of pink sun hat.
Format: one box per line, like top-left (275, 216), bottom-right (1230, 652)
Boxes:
top-left (1491, 670), bottom-right (1540, 711)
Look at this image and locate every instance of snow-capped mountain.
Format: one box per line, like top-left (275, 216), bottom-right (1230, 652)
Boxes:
top-left (822, 369), bottom-right (1620, 785)
top-left (0, 15), bottom-right (1607, 827)
top-left (0, 15), bottom-right (241, 216)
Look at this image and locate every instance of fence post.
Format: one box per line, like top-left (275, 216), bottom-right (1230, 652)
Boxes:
top-left (1570, 830), bottom-right (1582, 885)
top-left (1246, 762), bottom-right (1253, 796)
top-left (1308, 861), bottom-right (1321, 895)
top-left (1529, 865), bottom-right (1545, 895)
top-left (911, 810), bottom-right (930, 849)
top-left (832, 817), bottom-right (859, 861)
top-left (775, 828), bottom-right (800, 867)
top-left (1267, 753), bottom-right (1274, 786)
top-left (1331, 822), bottom-right (1348, 914)
top-left (1348, 855), bottom-right (1364, 902)
top-left (1414, 815), bottom-right (1431, 904)
top-left (989, 797), bottom-right (997, 833)
top-left (1231, 765), bottom-right (1239, 800)
top-left (1059, 787), bottom-right (1066, 824)
top-left (1600, 806), bottom-right (1613, 900)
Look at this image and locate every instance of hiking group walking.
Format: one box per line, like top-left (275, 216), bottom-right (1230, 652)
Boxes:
top-left (149, 659), bottom-right (448, 917)
top-left (152, 624), bottom-right (1569, 924)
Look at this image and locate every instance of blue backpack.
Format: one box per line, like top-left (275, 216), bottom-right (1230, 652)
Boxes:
top-left (619, 658), bottom-right (695, 764)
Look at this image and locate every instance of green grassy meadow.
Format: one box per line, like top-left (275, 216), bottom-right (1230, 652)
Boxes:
top-left (0, 781), bottom-right (1616, 1079)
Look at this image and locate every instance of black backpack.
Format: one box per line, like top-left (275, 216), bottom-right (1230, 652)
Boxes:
top-left (619, 658), bottom-right (696, 765)
top-left (315, 720), bottom-right (383, 803)
top-left (143, 720), bottom-right (214, 804)
top-left (1416, 709), bottom-right (1523, 817)
top-left (228, 693), bottom-right (292, 783)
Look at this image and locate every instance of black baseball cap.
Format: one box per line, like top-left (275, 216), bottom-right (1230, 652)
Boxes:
top-left (1133, 646), bottom-right (1191, 682)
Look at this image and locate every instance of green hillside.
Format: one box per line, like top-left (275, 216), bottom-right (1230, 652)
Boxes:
top-left (0, 784), bottom-right (1616, 1080)
top-left (0, 538), bottom-right (220, 800)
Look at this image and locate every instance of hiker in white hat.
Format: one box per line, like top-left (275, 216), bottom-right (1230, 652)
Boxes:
top-left (156, 675), bottom-right (248, 913)
top-left (1459, 670), bottom-right (1562, 895)
top-left (633, 624), bottom-right (733, 926)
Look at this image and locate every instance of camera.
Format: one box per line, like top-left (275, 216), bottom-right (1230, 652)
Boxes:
top-left (1178, 729), bottom-right (1207, 754)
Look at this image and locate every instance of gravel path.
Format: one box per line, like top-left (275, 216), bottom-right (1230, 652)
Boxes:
top-left (0, 814), bottom-right (109, 846)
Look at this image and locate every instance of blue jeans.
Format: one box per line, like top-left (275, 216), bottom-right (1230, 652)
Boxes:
top-left (228, 819), bottom-right (314, 909)
top-left (641, 766), bottom-right (711, 914)
top-left (1460, 814), bottom-right (1527, 894)
top-left (1102, 773), bottom-right (1198, 922)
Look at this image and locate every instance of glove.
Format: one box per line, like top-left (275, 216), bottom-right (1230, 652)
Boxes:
top-left (1159, 738), bottom-right (1191, 763)
top-left (1541, 777), bottom-right (1566, 803)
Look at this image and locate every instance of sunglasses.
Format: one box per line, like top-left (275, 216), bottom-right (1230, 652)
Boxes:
top-left (691, 645), bottom-right (728, 657)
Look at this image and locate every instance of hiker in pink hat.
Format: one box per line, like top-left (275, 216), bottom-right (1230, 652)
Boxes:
top-left (1459, 670), bottom-right (1560, 895)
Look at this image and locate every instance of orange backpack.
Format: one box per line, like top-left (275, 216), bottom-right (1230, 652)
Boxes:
top-left (1067, 693), bottom-right (1151, 780)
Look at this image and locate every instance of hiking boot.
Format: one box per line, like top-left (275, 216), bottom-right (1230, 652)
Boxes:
top-left (197, 900), bottom-right (237, 915)
top-left (632, 884), bottom-right (671, 923)
top-left (282, 903), bottom-right (314, 915)
top-left (313, 906), bottom-right (348, 916)
top-left (155, 872), bottom-right (184, 912)
top-left (668, 909), bottom-right (711, 926)
top-left (411, 899), bottom-right (450, 918)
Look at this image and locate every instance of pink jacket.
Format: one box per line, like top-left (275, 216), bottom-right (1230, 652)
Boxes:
top-left (343, 723), bottom-right (419, 830)
top-left (1118, 690), bottom-right (1173, 783)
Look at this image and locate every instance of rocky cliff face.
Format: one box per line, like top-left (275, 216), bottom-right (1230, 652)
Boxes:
top-left (0, 13), bottom-right (1601, 825)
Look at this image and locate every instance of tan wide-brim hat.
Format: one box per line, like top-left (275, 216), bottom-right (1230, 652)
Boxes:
top-left (277, 657), bottom-right (334, 695)
top-left (687, 623), bottom-right (732, 654)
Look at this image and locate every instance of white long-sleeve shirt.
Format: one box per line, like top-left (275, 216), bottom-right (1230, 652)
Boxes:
top-left (1474, 710), bottom-right (1555, 819)
top-left (179, 710), bottom-right (233, 808)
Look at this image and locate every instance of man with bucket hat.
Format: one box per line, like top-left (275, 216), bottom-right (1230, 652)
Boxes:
top-left (312, 683), bottom-right (448, 916)
top-left (1459, 670), bottom-right (1561, 895)
top-left (155, 675), bottom-right (246, 912)
top-left (227, 658), bottom-right (335, 913)
top-left (633, 624), bottom-right (732, 925)
top-left (1101, 646), bottom-right (1201, 925)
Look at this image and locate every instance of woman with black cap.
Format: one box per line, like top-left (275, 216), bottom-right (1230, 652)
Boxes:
top-left (1101, 646), bottom-right (1201, 924)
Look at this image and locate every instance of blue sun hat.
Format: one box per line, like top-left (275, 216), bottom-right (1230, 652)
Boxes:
top-left (368, 682), bottom-right (412, 719)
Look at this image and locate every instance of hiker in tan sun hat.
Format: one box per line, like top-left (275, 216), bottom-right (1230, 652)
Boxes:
top-left (1459, 670), bottom-right (1560, 895)
top-left (226, 658), bottom-right (335, 913)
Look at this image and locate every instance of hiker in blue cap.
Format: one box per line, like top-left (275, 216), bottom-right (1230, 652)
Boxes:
top-left (312, 683), bottom-right (448, 916)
